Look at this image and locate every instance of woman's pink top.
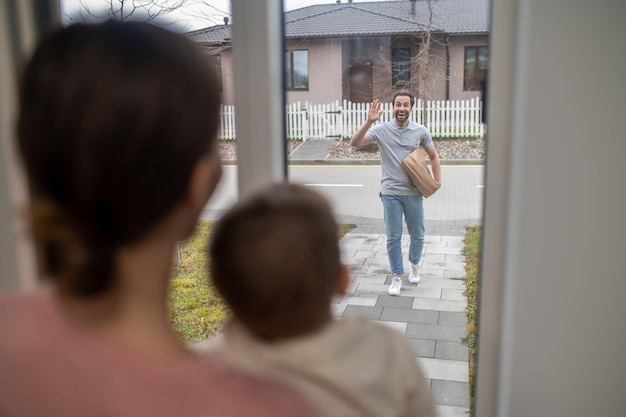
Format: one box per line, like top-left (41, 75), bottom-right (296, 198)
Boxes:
top-left (0, 289), bottom-right (324, 417)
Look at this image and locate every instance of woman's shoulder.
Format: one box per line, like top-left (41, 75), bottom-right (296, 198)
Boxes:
top-left (0, 290), bottom-right (323, 417)
top-left (0, 287), bottom-right (51, 329)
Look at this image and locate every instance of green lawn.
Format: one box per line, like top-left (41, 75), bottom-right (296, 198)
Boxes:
top-left (168, 222), bottom-right (227, 342)
top-left (168, 221), bottom-right (356, 342)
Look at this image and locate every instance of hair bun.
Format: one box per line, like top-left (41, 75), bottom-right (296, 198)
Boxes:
top-left (29, 200), bottom-right (113, 296)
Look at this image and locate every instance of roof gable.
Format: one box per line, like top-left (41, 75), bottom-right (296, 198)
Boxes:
top-left (285, 5), bottom-right (433, 37)
top-left (187, 24), bottom-right (231, 43)
top-left (188, 0), bottom-right (489, 44)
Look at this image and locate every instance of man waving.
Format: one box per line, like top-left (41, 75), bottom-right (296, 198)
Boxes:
top-left (350, 91), bottom-right (441, 296)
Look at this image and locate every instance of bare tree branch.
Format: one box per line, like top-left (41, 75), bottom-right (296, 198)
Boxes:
top-left (184, 0), bottom-right (231, 27)
top-left (70, 0), bottom-right (195, 26)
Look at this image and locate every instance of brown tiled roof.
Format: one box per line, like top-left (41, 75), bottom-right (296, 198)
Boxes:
top-left (187, 0), bottom-right (489, 44)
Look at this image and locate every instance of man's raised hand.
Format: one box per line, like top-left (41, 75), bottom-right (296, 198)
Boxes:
top-left (368, 99), bottom-right (383, 123)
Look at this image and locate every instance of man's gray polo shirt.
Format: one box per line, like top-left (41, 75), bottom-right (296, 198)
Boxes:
top-left (367, 120), bottom-right (433, 196)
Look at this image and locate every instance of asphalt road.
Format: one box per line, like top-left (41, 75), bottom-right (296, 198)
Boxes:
top-left (202, 165), bottom-right (485, 231)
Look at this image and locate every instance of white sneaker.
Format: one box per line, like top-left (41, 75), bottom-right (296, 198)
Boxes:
top-left (408, 263), bottom-right (421, 284)
top-left (388, 276), bottom-right (402, 296)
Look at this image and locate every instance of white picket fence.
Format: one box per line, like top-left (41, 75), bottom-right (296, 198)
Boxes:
top-left (218, 97), bottom-right (484, 141)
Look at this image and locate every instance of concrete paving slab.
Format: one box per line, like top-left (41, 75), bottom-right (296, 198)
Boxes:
top-left (439, 311), bottom-right (468, 327)
top-left (375, 295), bottom-right (415, 308)
top-left (380, 307), bottom-right (439, 324)
top-left (393, 286), bottom-right (443, 299)
top-left (430, 380), bottom-right (471, 408)
top-left (445, 254), bottom-right (467, 263)
top-left (442, 288), bottom-right (466, 301)
top-left (443, 270), bottom-right (467, 279)
top-left (418, 357), bottom-right (469, 383)
top-left (406, 338), bottom-right (436, 357)
top-left (437, 404), bottom-right (471, 417)
top-left (365, 264), bottom-right (393, 274)
top-left (426, 245), bottom-right (465, 255)
top-left (374, 320), bottom-right (408, 335)
top-left (412, 298), bottom-right (467, 313)
top-left (417, 268), bottom-right (445, 279)
top-left (422, 260), bottom-right (466, 271)
top-left (342, 305), bottom-right (383, 320)
top-left (416, 278), bottom-right (466, 290)
top-left (423, 253), bottom-right (447, 263)
top-left (406, 323), bottom-right (467, 342)
top-left (340, 294), bottom-right (378, 306)
top-left (441, 236), bottom-right (465, 244)
top-left (436, 341), bottom-right (469, 361)
top-left (354, 250), bottom-right (378, 258)
top-left (355, 277), bottom-right (388, 285)
top-left (354, 283), bottom-right (393, 296)
top-left (352, 268), bottom-right (387, 278)
top-left (344, 259), bottom-right (364, 269)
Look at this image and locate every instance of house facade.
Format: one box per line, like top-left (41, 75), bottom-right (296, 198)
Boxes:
top-left (188, 0), bottom-right (489, 105)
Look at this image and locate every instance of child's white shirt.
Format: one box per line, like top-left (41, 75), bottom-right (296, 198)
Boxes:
top-left (194, 318), bottom-right (436, 417)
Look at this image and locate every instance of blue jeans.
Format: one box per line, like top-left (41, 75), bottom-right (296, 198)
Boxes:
top-left (381, 194), bottom-right (425, 275)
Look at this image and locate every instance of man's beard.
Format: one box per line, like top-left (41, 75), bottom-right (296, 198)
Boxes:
top-left (395, 110), bottom-right (408, 123)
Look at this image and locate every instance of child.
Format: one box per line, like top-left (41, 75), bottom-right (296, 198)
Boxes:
top-left (204, 182), bottom-right (436, 417)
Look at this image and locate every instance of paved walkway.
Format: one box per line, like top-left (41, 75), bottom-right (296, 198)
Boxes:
top-left (287, 138), bottom-right (339, 162)
top-left (338, 232), bottom-right (470, 417)
top-left (295, 140), bottom-right (476, 416)
top-left (217, 139), bottom-right (482, 416)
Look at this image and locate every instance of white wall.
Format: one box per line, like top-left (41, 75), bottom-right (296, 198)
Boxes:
top-left (447, 35), bottom-right (488, 101)
top-left (479, 0), bottom-right (626, 416)
top-left (286, 38), bottom-right (343, 105)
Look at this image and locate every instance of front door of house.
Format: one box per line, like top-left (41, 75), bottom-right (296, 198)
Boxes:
top-left (349, 63), bottom-right (372, 103)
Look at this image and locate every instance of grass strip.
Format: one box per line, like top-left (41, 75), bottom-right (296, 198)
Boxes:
top-left (462, 225), bottom-right (481, 417)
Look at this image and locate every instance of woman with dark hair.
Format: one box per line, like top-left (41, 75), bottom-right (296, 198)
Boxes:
top-left (0, 21), bottom-right (323, 417)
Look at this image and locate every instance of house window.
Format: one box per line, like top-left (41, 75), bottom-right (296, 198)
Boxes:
top-left (392, 47), bottom-right (410, 88)
top-left (286, 50), bottom-right (309, 90)
top-left (211, 54), bottom-right (222, 92)
top-left (464, 46), bottom-right (488, 91)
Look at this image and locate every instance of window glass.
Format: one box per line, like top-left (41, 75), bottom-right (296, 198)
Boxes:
top-left (465, 48), bottom-right (476, 79)
top-left (392, 47), bottom-right (411, 87)
top-left (280, 3), bottom-right (490, 415)
top-left (286, 50), bottom-right (309, 90)
top-left (285, 51), bottom-right (292, 88)
top-left (213, 54), bottom-right (223, 92)
top-left (464, 46), bottom-right (488, 91)
top-left (293, 50), bottom-right (309, 89)
top-left (478, 46), bottom-right (488, 70)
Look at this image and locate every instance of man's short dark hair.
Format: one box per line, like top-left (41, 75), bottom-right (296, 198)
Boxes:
top-left (393, 90), bottom-right (415, 107)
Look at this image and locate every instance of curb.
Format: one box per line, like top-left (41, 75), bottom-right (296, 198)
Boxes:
top-left (221, 159), bottom-right (484, 166)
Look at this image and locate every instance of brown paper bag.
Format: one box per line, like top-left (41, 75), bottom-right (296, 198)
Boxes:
top-left (401, 149), bottom-right (441, 198)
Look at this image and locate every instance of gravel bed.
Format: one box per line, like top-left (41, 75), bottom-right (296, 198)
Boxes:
top-left (219, 139), bottom-right (485, 161)
top-left (327, 139), bottom-right (485, 160)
